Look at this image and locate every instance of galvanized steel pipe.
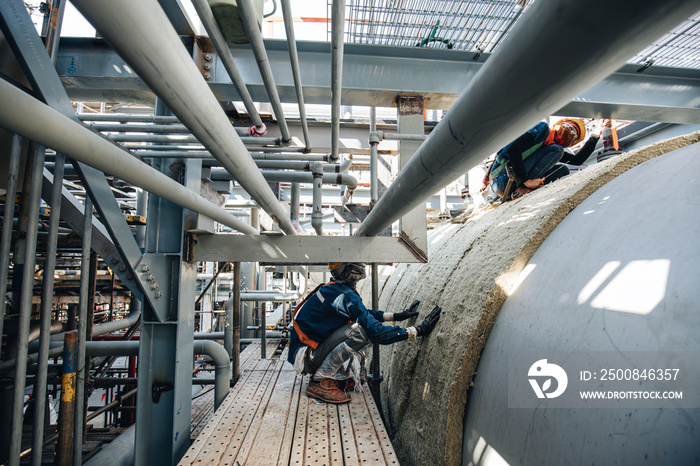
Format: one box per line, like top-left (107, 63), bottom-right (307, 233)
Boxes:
top-left (357, 0), bottom-right (700, 236)
top-left (9, 145), bottom-right (45, 466)
top-left (191, 0), bottom-right (266, 132)
top-left (237, 0), bottom-right (292, 143)
top-left (280, 0), bottom-right (311, 149)
top-left (31, 151), bottom-right (64, 466)
top-left (330, 0), bottom-right (346, 163)
top-left (0, 78), bottom-right (257, 235)
top-left (0, 134), bottom-right (21, 345)
top-left (70, 0), bottom-right (295, 235)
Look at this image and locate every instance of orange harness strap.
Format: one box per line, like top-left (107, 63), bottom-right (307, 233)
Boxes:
top-left (292, 282), bottom-right (334, 350)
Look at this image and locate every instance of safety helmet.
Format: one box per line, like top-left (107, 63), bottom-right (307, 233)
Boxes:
top-left (328, 262), bottom-right (366, 285)
top-left (552, 118), bottom-right (586, 147)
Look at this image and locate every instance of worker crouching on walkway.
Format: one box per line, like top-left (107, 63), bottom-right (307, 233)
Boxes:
top-left (288, 262), bottom-right (441, 404)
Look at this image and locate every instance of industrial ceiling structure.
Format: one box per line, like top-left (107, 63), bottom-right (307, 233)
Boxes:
top-left (0, 0), bottom-right (699, 464)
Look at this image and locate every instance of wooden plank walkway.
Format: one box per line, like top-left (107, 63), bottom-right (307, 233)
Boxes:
top-left (182, 341), bottom-right (399, 465)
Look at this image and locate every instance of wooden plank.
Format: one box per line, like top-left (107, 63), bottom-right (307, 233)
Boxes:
top-left (362, 389), bottom-right (400, 465)
top-left (347, 389), bottom-right (387, 464)
top-left (219, 359), bottom-right (279, 464)
top-left (275, 374), bottom-right (303, 466)
top-left (288, 376), bottom-right (311, 465)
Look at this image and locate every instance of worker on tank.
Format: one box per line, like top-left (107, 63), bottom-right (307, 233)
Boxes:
top-left (288, 262), bottom-right (441, 404)
top-left (487, 118), bottom-right (606, 200)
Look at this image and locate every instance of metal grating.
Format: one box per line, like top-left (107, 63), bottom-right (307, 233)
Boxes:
top-left (334, 1), bottom-right (700, 70)
top-left (628, 11), bottom-right (700, 70)
top-left (337, 0), bottom-right (533, 53)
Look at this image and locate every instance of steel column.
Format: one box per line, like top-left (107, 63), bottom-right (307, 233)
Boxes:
top-left (356, 0), bottom-right (700, 236)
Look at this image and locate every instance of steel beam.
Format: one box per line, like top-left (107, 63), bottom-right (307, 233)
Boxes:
top-left (55, 38), bottom-right (700, 124)
top-left (194, 234), bottom-right (427, 263)
top-left (356, 0), bottom-right (700, 237)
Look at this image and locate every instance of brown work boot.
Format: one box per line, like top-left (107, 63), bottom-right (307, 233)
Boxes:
top-left (306, 378), bottom-right (351, 404)
top-left (338, 378), bottom-right (355, 391)
top-left (511, 186), bottom-right (533, 199)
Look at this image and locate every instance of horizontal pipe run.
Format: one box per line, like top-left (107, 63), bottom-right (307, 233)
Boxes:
top-left (71, 0), bottom-right (296, 235)
top-left (90, 123), bottom-right (250, 136)
top-left (374, 131), bottom-right (427, 141)
top-left (261, 170), bottom-right (358, 188)
top-left (0, 78), bottom-right (258, 235)
top-left (78, 114), bottom-right (180, 123)
top-left (108, 133), bottom-right (281, 146)
top-left (356, 0), bottom-right (700, 236)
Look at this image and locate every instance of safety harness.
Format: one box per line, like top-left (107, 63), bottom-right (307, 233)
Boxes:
top-left (292, 283), bottom-right (326, 350)
top-left (488, 130), bottom-right (556, 181)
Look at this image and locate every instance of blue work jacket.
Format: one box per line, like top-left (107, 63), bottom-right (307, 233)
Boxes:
top-left (287, 282), bottom-right (408, 365)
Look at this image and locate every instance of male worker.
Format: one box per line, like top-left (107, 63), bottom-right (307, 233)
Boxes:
top-left (288, 262), bottom-right (442, 404)
top-left (487, 118), bottom-right (602, 199)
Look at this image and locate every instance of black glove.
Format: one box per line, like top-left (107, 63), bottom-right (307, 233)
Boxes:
top-left (415, 306), bottom-right (441, 336)
top-left (393, 300), bottom-right (420, 321)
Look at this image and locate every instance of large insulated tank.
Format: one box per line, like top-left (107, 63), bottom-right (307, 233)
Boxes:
top-left (362, 132), bottom-right (700, 465)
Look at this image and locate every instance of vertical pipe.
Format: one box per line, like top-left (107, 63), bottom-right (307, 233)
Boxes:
top-left (237, 0), bottom-right (292, 143)
top-left (0, 134), bottom-right (21, 343)
top-left (73, 196), bottom-right (93, 466)
top-left (190, 0), bottom-right (266, 131)
top-left (232, 262), bottom-right (241, 382)
top-left (290, 182), bottom-right (301, 232)
top-left (31, 152), bottom-right (65, 466)
top-left (57, 332), bottom-right (78, 466)
top-left (9, 145), bottom-right (45, 466)
top-left (45, 0), bottom-right (67, 66)
top-left (369, 107), bottom-right (378, 202)
top-left (126, 355), bottom-right (137, 425)
top-left (311, 163), bottom-right (324, 235)
top-left (280, 0), bottom-right (311, 149)
top-left (260, 301), bottom-right (266, 358)
top-left (330, 0), bottom-right (346, 163)
top-left (370, 263), bottom-right (381, 407)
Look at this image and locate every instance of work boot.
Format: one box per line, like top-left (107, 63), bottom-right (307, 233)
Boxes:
top-left (511, 186), bottom-right (533, 199)
top-left (338, 378), bottom-right (355, 391)
top-left (306, 378), bottom-right (351, 404)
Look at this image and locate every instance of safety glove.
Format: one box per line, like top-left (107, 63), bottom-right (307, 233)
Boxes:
top-left (415, 306), bottom-right (442, 336)
top-left (393, 300), bottom-right (420, 321)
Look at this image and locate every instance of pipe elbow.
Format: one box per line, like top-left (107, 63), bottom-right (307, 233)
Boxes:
top-left (369, 131), bottom-right (384, 145)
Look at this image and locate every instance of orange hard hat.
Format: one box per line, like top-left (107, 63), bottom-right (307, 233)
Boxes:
top-left (553, 118), bottom-right (586, 147)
